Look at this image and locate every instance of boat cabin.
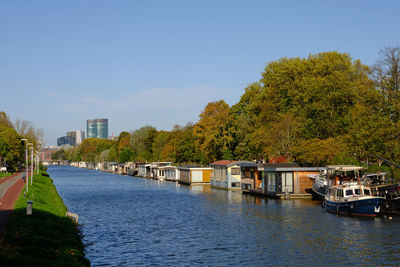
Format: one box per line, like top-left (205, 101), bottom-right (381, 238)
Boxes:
top-left (326, 165), bottom-right (364, 187)
top-left (364, 172), bottom-right (388, 185)
top-left (327, 184), bottom-right (372, 202)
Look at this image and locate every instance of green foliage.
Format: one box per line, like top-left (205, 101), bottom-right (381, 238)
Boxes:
top-left (0, 126), bottom-right (24, 170)
top-left (231, 51), bottom-right (385, 165)
top-left (119, 147), bottom-right (134, 162)
top-left (130, 126), bottom-right (158, 161)
top-left (170, 123), bottom-right (204, 164)
top-left (78, 138), bottom-right (115, 162)
top-left (0, 111), bottom-right (13, 128)
top-left (372, 46), bottom-right (400, 122)
top-left (52, 149), bottom-right (66, 160)
top-left (293, 137), bottom-right (351, 166)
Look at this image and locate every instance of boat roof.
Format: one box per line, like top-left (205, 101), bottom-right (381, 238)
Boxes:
top-left (330, 183), bottom-right (369, 189)
top-left (326, 165), bottom-right (363, 171)
top-left (364, 172), bottom-right (388, 176)
top-left (259, 167), bottom-right (324, 172)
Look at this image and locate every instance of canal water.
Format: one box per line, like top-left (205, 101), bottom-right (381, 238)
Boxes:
top-left (48, 166), bottom-right (400, 266)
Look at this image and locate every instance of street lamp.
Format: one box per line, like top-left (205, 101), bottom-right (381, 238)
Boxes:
top-left (35, 152), bottom-right (39, 174)
top-left (21, 139), bottom-right (28, 193)
top-left (27, 143), bottom-right (33, 187)
top-left (36, 141), bottom-right (41, 174)
top-left (30, 145), bottom-right (34, 185)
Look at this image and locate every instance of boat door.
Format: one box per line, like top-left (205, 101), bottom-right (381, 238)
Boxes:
top-left (192, 170), bottom-right (203, 183)
top-left (268, 172), bottom-right (276, 193)
top-left (336, 188), bottom-right (344, 201)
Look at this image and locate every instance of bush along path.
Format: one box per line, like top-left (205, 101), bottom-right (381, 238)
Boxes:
top-left (0, 171), bottom-right (90, 266)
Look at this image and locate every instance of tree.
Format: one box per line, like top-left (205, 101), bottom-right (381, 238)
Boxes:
top-left (232, 51), bottom-right (373, 163)
top-left (152, 131), bottom-right (170, 161)
top-left (0, 126), bottom-right (24, 170)
top-left (292, 137), bottom-right (352, 166)
top-left (119, 148), bottom-right (134, 162)
top-left (130, 126), bottom-right (158, 161)
top-left (14, 119), bottom-right (44, 150)
top-left (117, 132), bottom-right (131, 154)
top-left (52, 149), bottom-right (66, 160)
top-left (0, 111), bottom-right (13, 128)
top-left (372, 46), bottom-right (400, 122)
top-left (194, 100), bottom-right (236, 163)
top-left (78, 138), bottom-right (115, 162)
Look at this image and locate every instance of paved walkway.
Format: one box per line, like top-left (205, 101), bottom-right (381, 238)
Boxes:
top-left (0, 172), bottom-right (26, 236)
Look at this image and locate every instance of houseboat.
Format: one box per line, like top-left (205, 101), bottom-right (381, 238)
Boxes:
top-left (210, 160), bottom-right (242, 190)
top-left (159, 166), bottom-right (179, 181)
top-left (258, 164), bottom-right (321, 199)
top-left (178, 166), bottom-right (212, 185)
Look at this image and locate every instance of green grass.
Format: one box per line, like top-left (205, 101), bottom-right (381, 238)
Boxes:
top-left (0, 172), bottom-right (11, 180)
top-left (0, 172), bottom-right (90, 266)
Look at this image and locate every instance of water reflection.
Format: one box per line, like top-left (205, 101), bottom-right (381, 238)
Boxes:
top-left (48, 166), bottom-right (400, 266)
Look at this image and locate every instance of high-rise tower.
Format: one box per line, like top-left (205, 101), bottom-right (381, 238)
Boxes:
top-left (87, 118), bottom-right (108, 139)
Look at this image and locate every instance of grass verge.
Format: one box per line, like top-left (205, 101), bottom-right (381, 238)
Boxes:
top-left (0, 172), bottom-right (12, 180)
top-left (0, 171), bottom-right (90, 266)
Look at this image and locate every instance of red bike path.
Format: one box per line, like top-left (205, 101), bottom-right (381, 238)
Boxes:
top-left (0, 172), bottom-right (26, 237)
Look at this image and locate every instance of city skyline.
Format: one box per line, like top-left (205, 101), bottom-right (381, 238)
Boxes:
top-left (1, 1), bottom-right (400, 146)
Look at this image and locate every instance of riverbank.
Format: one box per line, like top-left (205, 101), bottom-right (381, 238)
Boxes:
top-left (0, 171), bottom-right (90, 266)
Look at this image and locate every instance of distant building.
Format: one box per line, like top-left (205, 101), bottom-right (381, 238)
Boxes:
top-left (57, 136), bottom-right (75, 146)
top-left (67, 130), bottom-right (86, 145)
top-left (87, 118), bottom-right (108, 139)
top-left (39, 147), bottom-right (59, 162)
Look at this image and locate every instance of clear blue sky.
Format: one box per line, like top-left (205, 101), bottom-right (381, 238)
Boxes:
top-left (1, 0), bottom-right (399, 146)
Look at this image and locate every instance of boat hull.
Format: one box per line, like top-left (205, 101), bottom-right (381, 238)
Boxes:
top-left (311, 184), bottom-right (327, 201)
top-left (325, 197), bottom-right (383, 216)
top-left (371, 184), bottom-right (400, 214)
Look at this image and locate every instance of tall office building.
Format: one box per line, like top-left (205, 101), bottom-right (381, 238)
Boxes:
top-left (67, 130), bottom-right (86, 145)
top-left (87, 118), bottom-right (108, 139)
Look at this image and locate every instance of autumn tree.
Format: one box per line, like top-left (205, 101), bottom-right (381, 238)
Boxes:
top-left (170, 123), bottom-right (204, 164)
top-left (194, 100), bottom-right (237, 163)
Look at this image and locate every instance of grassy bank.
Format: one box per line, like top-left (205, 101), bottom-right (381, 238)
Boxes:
top-left (0, 172), bottom-right (11, 180)
top-left (0, 172), bottom-right (90, 266)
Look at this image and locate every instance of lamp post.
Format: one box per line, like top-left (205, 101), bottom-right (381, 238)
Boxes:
top-left (21, 139), bottom-right (28, 193)
top-left (36, 152), bottom-right (39, 174)
top-left (27, 143), bottom-right (33, 187)
top-left (30, 146), bottom-right (34, 185)
top-left (36, 141), bottom-right (41, 174)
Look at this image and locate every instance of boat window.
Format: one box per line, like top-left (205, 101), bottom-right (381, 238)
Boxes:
top-left (337, 189), bottom-right (343, 198)
top-left (345, 190), bottom-right (353, 196)
top-left (364, 189), bottom-right (371, 195)
top-left (355, 189), bottom-right (361, 195)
